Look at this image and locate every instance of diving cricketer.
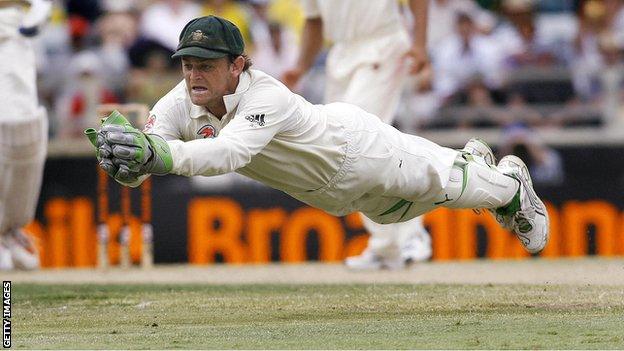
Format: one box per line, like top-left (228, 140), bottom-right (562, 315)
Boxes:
top-left (86, 16), bottom-right (549, 255)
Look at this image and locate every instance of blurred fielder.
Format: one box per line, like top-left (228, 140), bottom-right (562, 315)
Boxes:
top-left (0, 0), bottom-right (51, 270)
top-left (283, 0), bottom-right (434, 269)
top-left (86, 16), bottom-right (550, 262)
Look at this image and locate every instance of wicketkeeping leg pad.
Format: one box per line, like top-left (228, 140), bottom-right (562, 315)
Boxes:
top-left (438, 157), bottom-right (519, 210)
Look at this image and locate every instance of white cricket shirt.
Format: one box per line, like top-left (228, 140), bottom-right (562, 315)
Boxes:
top-left (299, 0), bottom-right (411, 86)
top-left (300, 0), bottom-right (403, 43)
top-left (147, 69), bottom-right (349, 194)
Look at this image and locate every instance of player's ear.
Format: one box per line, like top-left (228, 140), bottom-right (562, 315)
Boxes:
top-left (230, 55), bottom-right (245, 75)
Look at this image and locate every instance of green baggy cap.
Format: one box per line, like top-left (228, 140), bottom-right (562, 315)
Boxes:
top-left (172, 15), bottom-right (244, 59)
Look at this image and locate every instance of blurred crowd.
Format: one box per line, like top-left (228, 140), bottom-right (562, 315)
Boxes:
top-left (31, 0), bottom-right (624, 138)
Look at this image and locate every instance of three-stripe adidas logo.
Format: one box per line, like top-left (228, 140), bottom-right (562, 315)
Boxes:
top-left (245, 114), bottom-right (266, 126)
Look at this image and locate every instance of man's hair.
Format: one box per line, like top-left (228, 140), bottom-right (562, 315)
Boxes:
top-left (229, 54), bottom-right (253, 71)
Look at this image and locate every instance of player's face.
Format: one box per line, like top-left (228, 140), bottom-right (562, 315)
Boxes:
top-left (181, 56), bottom-right (237, 109)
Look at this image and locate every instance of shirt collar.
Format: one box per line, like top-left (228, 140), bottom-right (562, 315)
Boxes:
top-left (189, 71), bottom-right (252, 119)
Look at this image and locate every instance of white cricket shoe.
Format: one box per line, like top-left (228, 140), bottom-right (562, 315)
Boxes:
top-left (461, 137), bottom-right (496, 166)
top-left (496, 155), bottom-right (550, 253)
top-left (401, 231), bottom-right (432, 263)
top-left (5, 229), bottom-right (40, 270)
top-left (344, 249), bottom-right (406, 270)
top-left (0, 239), bottom-right (14, 271)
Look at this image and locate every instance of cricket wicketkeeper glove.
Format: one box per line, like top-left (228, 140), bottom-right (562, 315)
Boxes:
top-left (85, 110), bottom-right (173, 183)
top-left (19, 0), bottom-right (53, 37)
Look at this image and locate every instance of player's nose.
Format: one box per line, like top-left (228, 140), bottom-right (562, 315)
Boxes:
top-left (188, 68), bottom-right (203, 80)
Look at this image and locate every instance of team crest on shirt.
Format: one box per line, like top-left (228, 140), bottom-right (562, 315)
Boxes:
top-left (197, 124), bottom-right (217, 138)
top-left (143, 115), bottom-right (156, 132)
top-left (245, 114), bottom-right (266, 127)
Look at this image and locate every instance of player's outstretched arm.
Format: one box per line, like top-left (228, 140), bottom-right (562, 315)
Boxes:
top-left (85, 111), bottom-right (173, 185)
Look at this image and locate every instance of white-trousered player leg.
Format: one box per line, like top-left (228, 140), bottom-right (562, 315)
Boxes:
top-left (0, 109), bottom-right (47, 270)
top-left (344, 215), bottom-right (406, 270)
top-left (326, 32), bottom-right (428, 270)
top-left (396, 215), bottom-right (432, 263)
top-left (345, 215), bottom-right (431, 270)
top-left (0, 108), bottom-right (48, 233)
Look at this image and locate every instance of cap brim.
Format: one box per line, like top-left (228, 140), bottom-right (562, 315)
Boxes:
top-left (171, 46), bottom-right (229, 59)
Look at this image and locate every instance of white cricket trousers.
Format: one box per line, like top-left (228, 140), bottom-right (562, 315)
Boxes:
top-left (289, 103), bottom-right (518, 228)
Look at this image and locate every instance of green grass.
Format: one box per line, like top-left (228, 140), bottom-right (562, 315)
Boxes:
top-left (12, 283), bottom-right (624, 349)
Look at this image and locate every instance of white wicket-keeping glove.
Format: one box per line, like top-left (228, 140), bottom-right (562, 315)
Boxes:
top-left (19, 0), bottom-right (52, 37)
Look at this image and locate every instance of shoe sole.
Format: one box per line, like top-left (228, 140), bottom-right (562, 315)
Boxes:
top-left (499, 155), bottom-right (550, 253)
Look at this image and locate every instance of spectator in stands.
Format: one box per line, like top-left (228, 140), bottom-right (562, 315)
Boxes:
top-left (431, 12), bottom-right (505, 103)
top-left (54, 51), bottom-right (118, 138)
top-left (503, 90), bottom-right (545, 126)
top-left (38, 0), bottom-right (616, 140)
top-left (395, 0), bottom-right (497, 132)
top-left (427, 0), bottom-right (495, 49)
top-left (604, 0), bottom-right (624, 47)
top-left (65, 0), bottom-right (102, 24)
top-left (571, 0), bottom-right (608, 100)
top-left (248, 0), bottom-right (297, 79)
top-left (264, 0), bottom-right (305, 36)
top-left (127, 42), bottom-right (181, 107)
top-left (567, 3), bottom-right (624, 127)
top-left (493, 0), bottom-right (569, 70)
top-left (459, 79), bottom-right (508, 128)
top-left (39, 12), bottom-right (94, 137)
top-left (93, 11), bottom-right (137, 97)
top-left (595, 32), bottom-right (624, 126)
top-left (100, 0), bottom-right (140, 14)
top-left (37, 4), bottom-right (75, 119)
top-left (67, 15), bottom-right (92, 52)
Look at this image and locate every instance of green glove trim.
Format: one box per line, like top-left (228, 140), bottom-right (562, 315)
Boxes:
top-left (102, 110), bottom-right (132, 127)
top-left (85, 128), bottom-right (97, 147)
top-left (145, 133), bottom-right (173, 174)
top-left (84, 110), bottom-right (130, 147)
